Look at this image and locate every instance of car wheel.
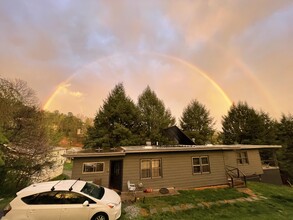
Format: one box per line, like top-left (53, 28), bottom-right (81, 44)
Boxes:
top-left (91, 212), bottom-right (108, 220)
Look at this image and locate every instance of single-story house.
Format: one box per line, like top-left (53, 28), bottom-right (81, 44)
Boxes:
top-left (35, 147), bottom-right (67, 182)
top-left (64, 144), bottom-right (282, 192)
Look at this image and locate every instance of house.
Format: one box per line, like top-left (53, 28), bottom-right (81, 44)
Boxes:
top-left (64, 144), bottom-right (282, 192)
top-left (36, 147), bottom-right (66, 182)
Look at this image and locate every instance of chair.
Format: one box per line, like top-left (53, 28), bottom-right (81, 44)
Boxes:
top-left (127, 181), bottom-right (136, 194)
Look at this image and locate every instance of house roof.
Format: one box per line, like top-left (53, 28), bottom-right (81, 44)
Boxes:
top-left (63, 145), bottom-right (281, 158)
top-left (121, 145), bottom-right (281, 153)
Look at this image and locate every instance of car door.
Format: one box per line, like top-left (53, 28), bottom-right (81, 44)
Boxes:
top-left (27, 204), bottom-right (61, 220)
top-left (58, 191), bottom-right (91, 220)
top-left (25, 191), bottom-right (62, 220)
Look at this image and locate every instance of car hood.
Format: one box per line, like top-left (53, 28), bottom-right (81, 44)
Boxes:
top-left (101, 188), bottom-right (121, 205)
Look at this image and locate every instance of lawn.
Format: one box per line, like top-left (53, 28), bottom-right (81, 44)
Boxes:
top-left (1, 182), bottom-right (292, 219)
top-left (121, 182), bottom-right (293, 220)
top-left (63, 161), bottom-right (73, 171)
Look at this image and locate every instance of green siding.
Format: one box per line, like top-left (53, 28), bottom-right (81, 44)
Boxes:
top-left (72, 157), bottom-right (123, 187)
top-left (223, 150), bottom-right (263, 175)
top-left (70, 149), bottom-right (264, 191)
top-left (122, 151), bottom-right (228, 191)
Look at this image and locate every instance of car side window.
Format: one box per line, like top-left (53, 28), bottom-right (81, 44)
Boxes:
top-left (55, 191), bottom-right (95, 204)
top-left (22, 191), bottom-right (95, 205)
top-left (22, 191), bottom-right (61, 204)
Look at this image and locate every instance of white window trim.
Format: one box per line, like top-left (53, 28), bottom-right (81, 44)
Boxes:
top-left (192, 156), bottom-right (211, 175)
top-left (82, 162), bottom-right (105, 174)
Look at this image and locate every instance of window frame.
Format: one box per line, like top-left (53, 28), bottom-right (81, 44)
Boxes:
top-left (140, 158), bottom-right (162, 179)
top-left (192, 156), bottom-right (211, 175)
top-left (236, 151), bottom-right (249, 165)
top-left (82, 162), bottom-right (105, 174)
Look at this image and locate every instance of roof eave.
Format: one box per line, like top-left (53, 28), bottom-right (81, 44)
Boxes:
top-left (63, 152), bottom-right (126, 158)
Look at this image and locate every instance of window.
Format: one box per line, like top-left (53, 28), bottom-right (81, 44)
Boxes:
top-left (141, 159), bottom-right (162, 179)
top-left (192, 156), bottom-right (210, 174)
top-left (237, 151), bottom-right (249, 164)
top-left (82, 162), bottom-right (104, 173)
top-left (22, 191), bottom-right (95, 205)
top-left (81, 182), bottom-right (105, 200)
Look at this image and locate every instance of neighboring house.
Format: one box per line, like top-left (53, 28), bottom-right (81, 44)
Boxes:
top-left (64, 144), bottom-right (282, 192)
top-left (36, 147), bottom-right (66, 182)
top-left (65, 147), bottom-right (83, 162)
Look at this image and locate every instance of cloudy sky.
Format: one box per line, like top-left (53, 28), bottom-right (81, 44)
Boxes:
top-left (0, 0), bottom-right (292, 129)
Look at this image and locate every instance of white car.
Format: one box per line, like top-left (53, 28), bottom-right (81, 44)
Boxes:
top-left (2, 179), bottom-right (121, 220)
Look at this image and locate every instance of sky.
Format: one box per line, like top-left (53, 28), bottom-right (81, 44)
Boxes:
top-left (0, 0), bottom-right (292, 129)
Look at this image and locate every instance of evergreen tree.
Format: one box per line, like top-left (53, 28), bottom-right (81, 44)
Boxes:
top-left (85, 83), bottom-right (141, 148)
top-left (137, 86), bottom-right (175, 145)
top-left (276, 114), bottom-right (293, 182)
top-left (180, 100), bottom-right (215, 144)
top-left (221, 102), bottom-right (276, 145)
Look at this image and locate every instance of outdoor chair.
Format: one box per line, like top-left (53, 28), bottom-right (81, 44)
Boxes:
top-left (127, 180), bottom-right (136, 194)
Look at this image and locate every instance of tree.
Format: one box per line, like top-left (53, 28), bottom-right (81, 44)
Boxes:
top-left (276, 114), bottom-right (293, 182)
top-left (0, 78), bottom-right (51, 194)
top-left (137, 86), bottom-right (176, 145)
top-left (43, 110), bottom-right (64, 146)
top-left (221, 102), bottom-right (276, 145)
top-left (180, 100), bottom-right (215, 144)
top-left (84, 83), bottom-right (141, 148)
top-left (60, 112), bottom-right (83, 146)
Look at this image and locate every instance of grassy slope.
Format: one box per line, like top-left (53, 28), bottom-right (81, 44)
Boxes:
top-left (122, 182), bottom-right (293, 220)
top-left (1, 182), bottom-right (292, 219)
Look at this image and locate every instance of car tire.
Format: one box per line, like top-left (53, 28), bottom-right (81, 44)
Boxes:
top-left (91, 212), bottom-right (108, 220)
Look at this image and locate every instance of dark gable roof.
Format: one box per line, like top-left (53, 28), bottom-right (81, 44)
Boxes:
top-left (164, 126), bottom-right (195, 145)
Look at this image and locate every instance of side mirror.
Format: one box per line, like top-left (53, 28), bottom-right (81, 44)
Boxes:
top-left (83, 200), bottom-right (89, 207)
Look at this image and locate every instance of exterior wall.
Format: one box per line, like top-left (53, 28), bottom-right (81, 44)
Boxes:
top-left (71, 156), bottom-right (124, 187)
top-left (223, 150), bottom-right (263, 176)
top-left (122, 151), bottom-right (228, 191)
top-left (70, 149), bottom-right (265, 191)
top-left (261, 167), bottom-right (283, 185)
top-left (35, 148), bottom-right (66, 182)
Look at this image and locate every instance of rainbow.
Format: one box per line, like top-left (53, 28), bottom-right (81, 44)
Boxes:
top-left (207, 40), bottom-right (278, 115)
top-left (43, 52), bottom-right (233, 111)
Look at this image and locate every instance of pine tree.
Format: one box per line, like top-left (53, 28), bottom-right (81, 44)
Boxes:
top-left (180, 100), bottom-right (215, 144)
top-left (85, 83), bottom-right (141, 148)
top-left (137, 86), bottom-right (175, 145)
top-left (221, 102), bottom-right (276, 145)
top-left (276, 114), bottom-right (293, 181)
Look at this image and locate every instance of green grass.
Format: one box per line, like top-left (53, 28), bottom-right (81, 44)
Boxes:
top-left (63, 161), bottom-right (73, 171)
top-left (2, 182), bottom-right (292, 219)
top-left (139, 187), bottom-right (248, 208)
top-left (121, 182), bottom-right (293, 220)
top-left (0, 197), bottom-right (14, 210)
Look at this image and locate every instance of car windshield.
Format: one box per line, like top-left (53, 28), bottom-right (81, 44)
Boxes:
top-left (80, 182), bottom-right (105, 200)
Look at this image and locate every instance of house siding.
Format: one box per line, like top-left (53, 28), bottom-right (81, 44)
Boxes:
top-left (122, 151), bottom-right (227, 191)
top-left (69, 147), bottom-right (270, 191)
top-left (72, 157), bottom-right (124, 187)
top-left (223, 150), bottom-right (263, 176)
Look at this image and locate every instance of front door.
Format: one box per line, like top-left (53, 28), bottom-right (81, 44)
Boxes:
top-left (109, 160), bottom-right (123, 191)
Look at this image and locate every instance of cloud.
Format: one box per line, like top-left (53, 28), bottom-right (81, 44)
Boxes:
top-left (0, 0), bottom-right (292, 128)
top-left (58, 83), bottom-right (83, 98)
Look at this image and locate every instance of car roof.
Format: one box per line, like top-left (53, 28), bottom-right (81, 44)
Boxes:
top-left (17, 180), bottom-right (87, 197)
